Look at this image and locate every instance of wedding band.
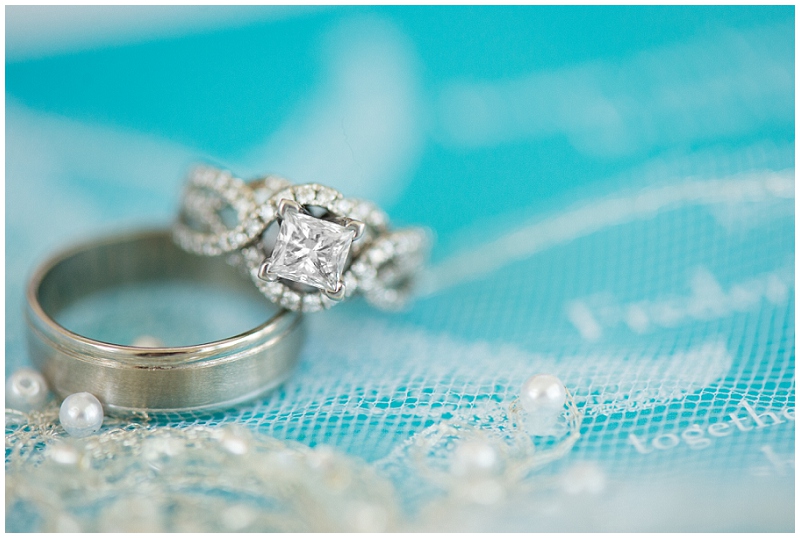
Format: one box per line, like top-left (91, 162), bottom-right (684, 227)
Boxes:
top-left (173, 165), bottom-right (430, 312)
top-left (25, 229), bottom-right (304, 414)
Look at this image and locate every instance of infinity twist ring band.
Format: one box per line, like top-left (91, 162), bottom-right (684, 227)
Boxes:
top-left (25, 230), bottom-right (304, 414)
top-left (173, 165), bottom-right (430, 312)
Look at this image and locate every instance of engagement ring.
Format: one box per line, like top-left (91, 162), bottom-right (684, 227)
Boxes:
top-left (173, 165), bottom-right (429, 312)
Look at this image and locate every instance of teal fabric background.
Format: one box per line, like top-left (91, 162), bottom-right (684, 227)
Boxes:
top-left (6, 6), bottom-right (794, 530)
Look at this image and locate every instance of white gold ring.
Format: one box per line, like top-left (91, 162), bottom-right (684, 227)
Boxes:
top-left (173, 165), bottom-right (430, 312)
top-left (25, 229), bottom-right (304, 414)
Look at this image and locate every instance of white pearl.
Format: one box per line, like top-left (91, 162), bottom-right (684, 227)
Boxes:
top-left (520, 374), bottom-right (567, 413)
top-left (451, 440), bottom-right (500, 477)
top-left (59, 392), bottom-right (104, 438)
top-left (5, 368), bottom-right (49, 411)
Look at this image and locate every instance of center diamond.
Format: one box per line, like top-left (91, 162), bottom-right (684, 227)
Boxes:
top-left (265, 208), bottom-right (355, 293)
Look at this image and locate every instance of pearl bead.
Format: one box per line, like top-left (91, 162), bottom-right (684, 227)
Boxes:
top-left (451, 440), bottom-right (500, 477)
top-left (520, 374), bottom-right (567, 413)
top-left (5, 368), bottom-right (49, 411)
top-left (59, 392), bottom-right (104, 438)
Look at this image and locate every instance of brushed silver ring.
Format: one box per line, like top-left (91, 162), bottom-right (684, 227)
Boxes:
top-left (25, 229), bottom-right (304, 415)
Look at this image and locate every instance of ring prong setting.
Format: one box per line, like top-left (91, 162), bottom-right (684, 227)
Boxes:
top-left (277, 199), bottom-right (303, 219)
top-left (257, 262), bottom-right (278, 282)
top-left (324, 280), bottom-right (346, 301)
top-left (342, 219), bottom-right (366, 240)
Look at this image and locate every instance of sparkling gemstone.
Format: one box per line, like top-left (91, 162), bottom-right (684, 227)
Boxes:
top-left (266, 209), bottom-right (355, 292)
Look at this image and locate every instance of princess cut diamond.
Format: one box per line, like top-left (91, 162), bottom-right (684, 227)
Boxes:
top-left (265, 209), bottom-right (355, 292)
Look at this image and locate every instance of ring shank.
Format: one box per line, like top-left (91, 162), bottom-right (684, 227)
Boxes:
top-left (25, 230), bottom-right (304, 414)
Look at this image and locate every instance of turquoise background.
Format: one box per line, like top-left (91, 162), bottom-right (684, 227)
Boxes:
top-left (6, 7), bottom-right (793, 258)
top-left (5, 6), bottom-right (795, 530)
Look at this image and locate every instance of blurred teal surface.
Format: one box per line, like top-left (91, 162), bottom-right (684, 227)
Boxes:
top-left (5, 6), bottom-right (795, 530)
top-left (6, 8), bottom-right (793, 254)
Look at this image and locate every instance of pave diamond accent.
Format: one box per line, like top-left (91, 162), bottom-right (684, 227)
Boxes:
top-left (266, 209), bottom-right (355, 292)
top-left (174, 168), bottom-right (429, 313)
top-left (173, 166), bottom-right (289, 256)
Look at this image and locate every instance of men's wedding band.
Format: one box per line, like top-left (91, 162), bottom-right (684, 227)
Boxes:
top-left (173, 165), bottom-right (430, 312)
top-left (25, 229), bottom-right (304, 414)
